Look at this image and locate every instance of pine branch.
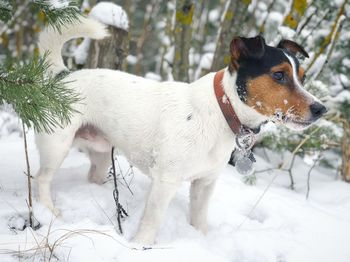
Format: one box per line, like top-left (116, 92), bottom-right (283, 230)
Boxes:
top-left (0, 0), bottom-right (81, 32)
top-left (0, 54), bottom-right (80, 133)
top-left (0, 0), bottom-right (12, 22)
top-left (31, 0), bottom-right (81, 32)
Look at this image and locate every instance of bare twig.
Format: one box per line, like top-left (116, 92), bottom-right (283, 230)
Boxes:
top-left (306, 155), bottom-right (321, 199)
top-left (300, 10), bottom-right (330, 46)
top-left (313, 17), bottom-right (346, 80)
top-left (114, 156), bottom-right (134, 196)
top-left (287, 154), bottom-right (296, 190)
top-left (259, 0), bottom-right (277, 34)
top-left (296, 5), bottom-right (318, 36)
top-left (110, 147), bottom-right (128, 234)
top-left (306, 0), bottom-right (348, 73)
top-left (22, 121), bottom-right (33, 228)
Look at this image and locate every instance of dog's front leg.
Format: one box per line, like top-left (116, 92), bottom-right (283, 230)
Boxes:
top-left (190, 177), bottom-right (216, 234)
top-left (132, 178), bottom-right (180, 245)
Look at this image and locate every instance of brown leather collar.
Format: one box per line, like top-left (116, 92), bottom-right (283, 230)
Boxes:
top-left (214, 69), bottom-right (246, 135)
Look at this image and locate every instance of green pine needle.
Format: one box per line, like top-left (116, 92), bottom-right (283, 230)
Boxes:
top-left (0, 54), bottom-right (80, 133)
top-left (31, 0), bottom-right (81, 32)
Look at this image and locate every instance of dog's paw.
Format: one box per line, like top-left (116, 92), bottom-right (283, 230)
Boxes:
top-left (39, 199), bottom-right (61, 217)
top-left (191, 221), bottom-right (208, 235)
top-left (88, 173), bottom-right (105, 185)
top-left (131, 233), bottom-right (155, 247)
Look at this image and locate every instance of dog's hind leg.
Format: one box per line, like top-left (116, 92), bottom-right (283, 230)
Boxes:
top-left (87, 151), bottom-right (111, 185)
top-left (190, 177), bottom-right (216, 234)
top-left (133, 177), bottom-right (180, 245)
top-left (35, 129), bottom-right (76, 216)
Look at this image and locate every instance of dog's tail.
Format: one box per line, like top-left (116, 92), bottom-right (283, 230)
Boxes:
top-left (38, 16), bottom-right (109, 75)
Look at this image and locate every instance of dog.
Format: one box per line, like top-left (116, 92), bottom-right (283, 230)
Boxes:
top-left (36, 17), bottom-right (326, 245)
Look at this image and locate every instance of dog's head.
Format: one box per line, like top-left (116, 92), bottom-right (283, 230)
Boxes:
top-left (229, 35), bottom-right (327, 130)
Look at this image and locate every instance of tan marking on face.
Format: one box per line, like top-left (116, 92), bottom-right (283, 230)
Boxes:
top-left (246, 72), bottom-right (310, 120)
top-left (298, 67), bottom-right (305, 83)
top-left (271, 62), bottom-right (293, 77)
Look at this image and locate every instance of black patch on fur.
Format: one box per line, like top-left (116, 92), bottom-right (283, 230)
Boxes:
top-left (187, 114), bottom-right (192, 121)
top-left (235, 46), bottom-right (300, 102)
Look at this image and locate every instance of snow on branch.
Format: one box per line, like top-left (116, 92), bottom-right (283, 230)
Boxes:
top-left (89, 2), bottom-right (129, 31)
top-left (74, 2), bottom-right (129, 65)
top-left (31, 0), bottom-right (81, 32)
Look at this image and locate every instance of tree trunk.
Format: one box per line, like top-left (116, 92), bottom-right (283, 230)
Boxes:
top-left (172, 0), bottom-right (194, 82)
top-left (211, 0), bottom-right (251, 72)
top-left (283, 0), bottom-right (307, 30)
top-left (341, 123), bottom-right (350, 182)
top-left (211, 0), bottom-right (236, 72)
top-left (134, 0), bottom-right (161, 76)
top-left (85, 26), bottom-right (128, 70)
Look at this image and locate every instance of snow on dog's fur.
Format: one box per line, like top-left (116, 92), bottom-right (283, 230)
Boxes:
top-left (36, 17), bottom-right (326, 245)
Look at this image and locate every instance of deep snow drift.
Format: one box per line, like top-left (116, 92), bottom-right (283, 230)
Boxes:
top-left (0, 129), bottom-right (350, 262)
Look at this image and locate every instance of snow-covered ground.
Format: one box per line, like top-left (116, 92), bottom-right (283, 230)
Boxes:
top-left (0, 129), bottom-right (350, 262)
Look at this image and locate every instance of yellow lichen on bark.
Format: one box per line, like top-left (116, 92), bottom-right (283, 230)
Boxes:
top-left (283, 0), bottom-right (307, 29)
top-left (176, 4), bottom-right (194, 25)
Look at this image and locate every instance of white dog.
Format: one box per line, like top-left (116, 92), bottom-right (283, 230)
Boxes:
top-left (36, 17), bottom-right (326, 245)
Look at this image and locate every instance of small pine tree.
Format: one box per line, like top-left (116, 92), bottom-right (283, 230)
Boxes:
top-left (0, 0), bottom-right (82, 229)
top-left (0, 0), bottom-right (81, 132)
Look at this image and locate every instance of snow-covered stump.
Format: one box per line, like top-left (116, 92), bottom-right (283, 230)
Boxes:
top-left (82, 2), bottom-right (129, 70)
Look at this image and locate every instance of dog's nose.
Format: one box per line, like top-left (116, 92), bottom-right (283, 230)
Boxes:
top-left (310, 102), bottom-right (327, 119)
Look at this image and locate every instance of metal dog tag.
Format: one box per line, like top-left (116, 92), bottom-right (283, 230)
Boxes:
top-left (233, 130), bottom-right (256, 175)
top-left (234, 150), bottom-right (254, 175)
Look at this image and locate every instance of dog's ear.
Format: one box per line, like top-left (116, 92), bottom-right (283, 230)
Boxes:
top-left (230, 35), bottom-right (265, 69)
top-left (277, 39), bottom-right (309, 58)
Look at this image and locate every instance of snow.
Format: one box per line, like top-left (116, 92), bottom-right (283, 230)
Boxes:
top-left (208, 9), bottom-right (220, 23)
top-left (194, 53), bottom-right (213, 80)
top-left (343, 58), bottom-right (350, 68)
top-left (0, 106), bottom-right (22, 138)
top-left (278, 26), bottom-right (296, 40)
top-left (48, 0), bottom-right (69, 9)
top-left (74, 38), bottom-right (91, 65)
top-left (145, 72), bottom-right (161, 82)
top-left (126, 55), bottom-right (137, 65)
top-left (333, 90), bottom-right (350, 103)
top-left (74, 2), bottom-right (129, 65)
top-left (1, 129), bottom-right (350, 261)
top-left (268, 11), bottom-right (284, 24)
top-left (89, 2), bottom-right (129, 31)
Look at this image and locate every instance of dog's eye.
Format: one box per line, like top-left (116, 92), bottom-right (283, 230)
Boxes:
top-left (272, 71), bottom-right (285, 82)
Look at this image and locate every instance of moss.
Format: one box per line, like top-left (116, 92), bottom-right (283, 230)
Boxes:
top-left (176, 3), bottom-right (194, 26)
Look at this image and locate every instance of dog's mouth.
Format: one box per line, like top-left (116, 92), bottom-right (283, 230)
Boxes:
top-left (287, 118), bottom-right (313, 126)
top-left (271, 112), bottom-right (314, 130)
top-left (283, 116), bottom-right (314, 130)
